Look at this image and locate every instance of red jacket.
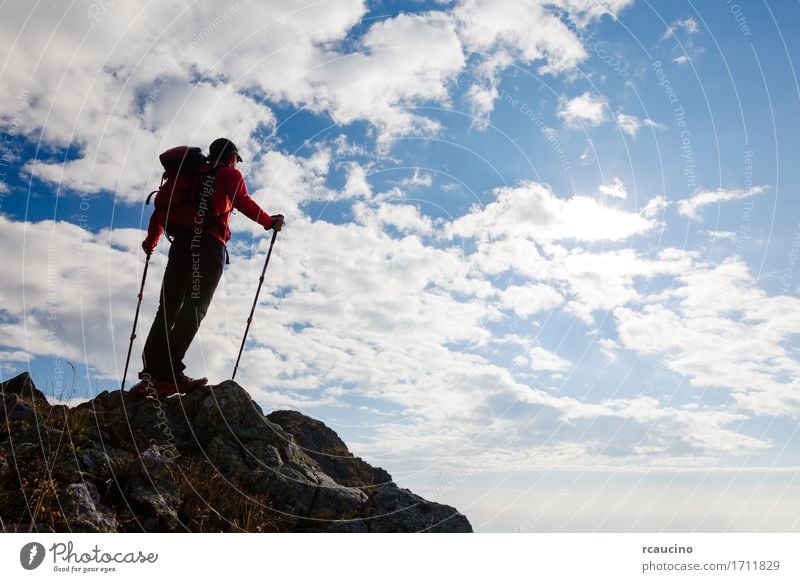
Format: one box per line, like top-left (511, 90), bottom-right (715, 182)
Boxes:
top-left (145, 165), bottom-right (273, 247)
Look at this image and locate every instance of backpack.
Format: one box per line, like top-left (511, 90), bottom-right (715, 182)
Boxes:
top-left (145, 146), bottom-right (217, 236)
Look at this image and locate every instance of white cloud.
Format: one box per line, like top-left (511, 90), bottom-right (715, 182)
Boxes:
top-left (597, 338), bottom-right (620, 362)
top-left (615, 258), bottom-right (800, 418)
top-left (342, 162), bottom-right (373, 200)
top-left (1, 3), bottom-right (469, 201)
top-left (353, 201), bottom-right (435, 236)
top-left (529, 346), bottom-right (571, 371)
top-left (678, 186), bottom-right (768, 220)
top-left (662, 17), bottom-right (700, 40)
top-left (616, 112), bottom-right (641, 137)
top-left (0, 215), bottom-right (163, 385)
top-left (556, 248), bottom-right (692, 323)
top-left (553, 0), bottom-right (635, 24)
top-left (455, 0), bottom-right (587, 74)
top-left (27, 80), bottom-right (276, 203)
top-left (703, 230), bottom-right (737, 240)
top-left (453, 0), bottom-right (632, 129)
top-left (558, 92), bottom-right (607, 128)
top-left (448, 181), bottom-right (654, 242)
top-left (564, 395), bottom-right (769, 455)
top-left (396, 168), bottom-right (434, 188)
top-left (661, 17), bottom-right (704, 66)
top-left (499, 284), bottom-right (564, 318)
top-left (641, 195), bottom-right (670, 218)
top-left (237, 147), bottom-right (333, 225)
top-left (643, 118), bottom-right (667, 130)
top-left (599, 176), bottom-right (628, 199)
top-left (289, 11), bottom-right (465, 142)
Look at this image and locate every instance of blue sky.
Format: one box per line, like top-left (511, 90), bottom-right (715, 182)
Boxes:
top-left (1, 0), bottom-right (799, 532)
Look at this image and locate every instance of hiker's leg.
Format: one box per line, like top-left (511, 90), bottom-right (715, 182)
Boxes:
top-left (165, 235), bottom-right (225, 374)
top-left (140, 236), bottom-right (192, 378)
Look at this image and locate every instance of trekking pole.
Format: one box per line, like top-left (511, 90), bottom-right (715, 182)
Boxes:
top-left (121, 253), bottom-right (151, 391)
top-left (232, 228), bottom-right (279, 381)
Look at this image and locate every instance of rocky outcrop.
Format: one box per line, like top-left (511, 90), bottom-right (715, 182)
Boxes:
top-left (0, 372), bottom-right (471, 533)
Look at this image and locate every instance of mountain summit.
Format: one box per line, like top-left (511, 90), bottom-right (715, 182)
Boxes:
top-left (0, 372), bottom-right (471, 533)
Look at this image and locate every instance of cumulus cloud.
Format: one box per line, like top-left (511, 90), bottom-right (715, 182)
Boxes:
top-left (615, 258), bottom-right (800, 418)
top-left (558, 92), bottom-right (607, 128)
top-left (288, 11), bottom-right (465, 142)
top-left (453, 0), bottom-right (631, 129)
top-left (616, 112), bottom-right (641, 137)
top-left (662, 17), bottom-right (700, 40)
top-left (661, 16), bottom-right (704, 66)
top-left (643, 118), bottom-right (667, 130)
top-left (455, 1), bottom-right (587, 73)
top-left (641, 195), bottom-right (670, 218)
top-left (0, 0), bottom-right (633, 204)
top-left (342, 162), bottom-right (373, 200)
top-left (237, 148), bottom-right (333, 225)
top-left (27, 80), bottom-right (276, 203)
top-left (2, 3), bottom-right (468, 200)
top-left (396, 168), bottom-right (434, 188)
top-left (0, 201), bottom-right (788, 475)
top-left (703, 230), bottom-right (737, 240)
top-left (599, 177), bottom-right (628, 199)
top-left (529, 346), bottom-right (571, 371)
top-left (499, 284), bottom-right (564, 318)
top-left (678, 186), bottom-right (768, 220)
top-left (448, 181), bottom-right (654, 242)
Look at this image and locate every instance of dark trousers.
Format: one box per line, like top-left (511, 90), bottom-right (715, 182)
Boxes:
top-left (140, 231), bottom-right (225, 380)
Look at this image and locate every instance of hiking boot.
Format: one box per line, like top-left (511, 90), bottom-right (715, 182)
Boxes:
top-left (128, 379), bottom-right (157, 398)
top-left (128, 377), bottom-right (177, 398)
top-left (129, 374), bottom-right (208, 398)
top-left (156, 376), bottom-right (210, 398)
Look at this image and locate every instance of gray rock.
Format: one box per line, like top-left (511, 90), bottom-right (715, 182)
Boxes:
top-left (367, 483), bottom-right (472, 533)
top-left (185, 382), bottom-right (272, 444)
top-left (206, 435), bottom-right (248, 476)
top-left (7, 424), bottom-right (67, 464)
top-left (267, 410), bottom-right (393, 489)
top-left (258, 464), bottom-right (318, 516)
top-left (61, 482), bottom-right (119, 532)
top-left (123, 446), bottom-right (180, 531)
top-left (308, 478), bottom-right (368, 521)
top-left (0, 372), bottom-right (50, 410)
top-left (243, 440), bottom-right (284, 470)
top-left (77, 449), bottom-right (126, 484)
top-left (2, 393), bottom-right (40, 426)
top-left (1, 373), bottom-right (473, 533)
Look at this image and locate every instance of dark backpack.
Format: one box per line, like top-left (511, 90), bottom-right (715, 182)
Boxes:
top-left (146, 146), bottom-right (215, 236)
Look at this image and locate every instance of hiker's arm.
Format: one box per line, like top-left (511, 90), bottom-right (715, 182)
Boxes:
top-left (142, 208), bottom-right (164, 254)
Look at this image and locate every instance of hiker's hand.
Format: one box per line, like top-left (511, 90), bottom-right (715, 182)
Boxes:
top-left (142, 239), bottom-right (155, 255)
top-left (270, 214), bottom-right (285, 232)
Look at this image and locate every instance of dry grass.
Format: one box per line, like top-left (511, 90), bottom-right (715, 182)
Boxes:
top-left (172, 456), bottom-right (287, 532)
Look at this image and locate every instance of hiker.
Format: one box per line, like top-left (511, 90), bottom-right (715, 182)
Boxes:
top-left (129, 138), bottom-right (284, 397)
